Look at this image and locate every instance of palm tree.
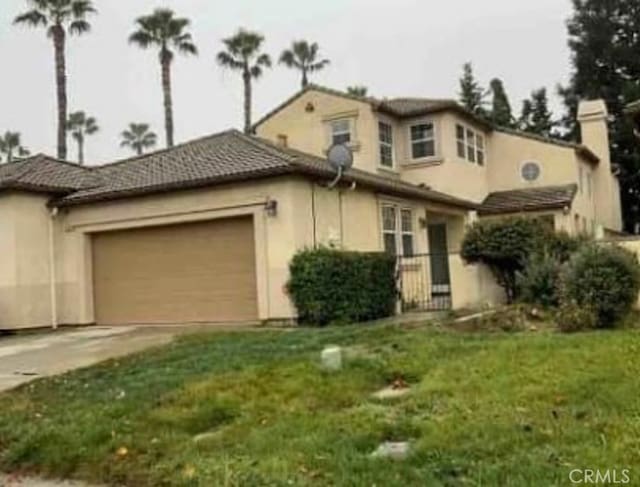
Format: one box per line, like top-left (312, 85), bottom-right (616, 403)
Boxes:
top-left (217, 29), bottom-right (272, 134)
top-left (14, 0), bottom-right (96, 161)
top-left (120, 123), bottom-right (157, 156)
top-left (129, 9), bottom-right (197, 149)
top-left (66, 111), bottom-right (98, 164)
top-left (279, 40), bottom-right (329, 89)
top-left (0, 132), bottom-right (30, 163)
top-left (347, 85), bottom-right (368, 97)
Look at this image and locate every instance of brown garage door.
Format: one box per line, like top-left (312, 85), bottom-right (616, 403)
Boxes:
top-left (92, 217), bottom-right (258, 325)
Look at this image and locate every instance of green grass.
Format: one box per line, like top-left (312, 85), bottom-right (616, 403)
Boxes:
top-left (0, 323), bottom-right (639, 486)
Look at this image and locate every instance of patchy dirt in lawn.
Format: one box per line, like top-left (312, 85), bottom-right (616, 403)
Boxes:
top-left (0, 473), bottom-right (100, 486)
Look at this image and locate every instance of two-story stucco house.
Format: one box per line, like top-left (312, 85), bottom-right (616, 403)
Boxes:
top-left (0, 86), bottom-right (623, 330)
top-left (256, 86), bottom-right (622, 237)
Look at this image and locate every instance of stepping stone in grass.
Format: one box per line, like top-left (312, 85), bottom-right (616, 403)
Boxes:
top-left (370, 441), bottom-right (410, 460)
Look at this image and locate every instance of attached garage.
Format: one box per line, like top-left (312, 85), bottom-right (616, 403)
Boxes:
top-left (91, 217), bottom-right (258, 325)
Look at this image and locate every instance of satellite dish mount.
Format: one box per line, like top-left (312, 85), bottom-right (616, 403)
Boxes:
top-left (326, 143), bottom-right (354, 189)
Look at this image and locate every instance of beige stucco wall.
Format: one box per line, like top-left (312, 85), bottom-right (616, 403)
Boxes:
top-left (0, 192), bottom-right (55, 329)
top-left (0, 176), bottom-right (507, 329)
top-left (256, 90), bottom-right (380, 174)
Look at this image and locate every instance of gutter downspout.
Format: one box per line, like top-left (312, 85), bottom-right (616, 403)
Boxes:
top-left (48, 207), bottom-right (58, 329)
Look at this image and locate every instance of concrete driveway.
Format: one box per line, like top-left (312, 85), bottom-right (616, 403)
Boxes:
top-left (0, 326), bottom-right (185, 392)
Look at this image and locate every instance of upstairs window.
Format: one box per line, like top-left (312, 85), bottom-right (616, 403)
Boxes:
top-left (330, 119), bottom-right (351, 146)
top-left (410, 122), bottom-right (435, 159)
top-left (378, 122), bottom-right (394, 168)
top-left (456, 123), bottom-right (485, 165)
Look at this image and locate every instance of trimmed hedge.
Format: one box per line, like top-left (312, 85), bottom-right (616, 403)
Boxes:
top-left (287, 248), bottom-right (397, 326)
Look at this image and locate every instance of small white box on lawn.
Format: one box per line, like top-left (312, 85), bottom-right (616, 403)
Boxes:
top-left (321, 346), bottom-right (342, 371)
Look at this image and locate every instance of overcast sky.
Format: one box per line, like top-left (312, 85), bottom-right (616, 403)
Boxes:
top-left (0, 0), bottom-right (573, 165)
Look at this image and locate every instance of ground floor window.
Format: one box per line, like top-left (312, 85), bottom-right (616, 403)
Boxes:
top-left (381, 204), bottom-right (414, 255)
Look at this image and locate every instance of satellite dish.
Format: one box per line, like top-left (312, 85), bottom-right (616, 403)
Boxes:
top-left (326, 143), bottom-right (353, 188)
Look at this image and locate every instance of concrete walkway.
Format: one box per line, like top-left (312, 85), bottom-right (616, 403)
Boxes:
top-left (0, 325), bottom-right (186, 392)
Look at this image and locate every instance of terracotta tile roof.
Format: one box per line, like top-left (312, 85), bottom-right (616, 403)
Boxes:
top-left (52, 129), bottom-right (477, 210)
top-left (253, 84), bottom-right (493, 131)
top-left (0, 155), bottom-right (94, 194)
top-left (479, 184), bottom-right (578, 215)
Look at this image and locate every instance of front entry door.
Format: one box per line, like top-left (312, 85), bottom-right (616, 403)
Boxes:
top-left (427, 223), bottom-right (451, 296)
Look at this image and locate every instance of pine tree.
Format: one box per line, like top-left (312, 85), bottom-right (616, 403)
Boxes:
top-left (458, 62), bottom-right (486, 117)
top-left (488, 78), bottom-right (514, 127)
top-left (519, 88), bottom-right (555, 137)
top-left (560, 0), bottom-right (640, 231)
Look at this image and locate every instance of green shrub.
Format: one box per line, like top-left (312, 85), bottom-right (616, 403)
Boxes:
top-left (517, 253), bottom-right (562, 308)
top-left (545, 231), bottom-right (589, 263)
top-left (461, 218), bottom-right (549, 303)
top-left (555, 301), bottom-right (598, 333)
top-left (560, 244), bottom-right (640, 329)
top-left (287, 248), bottom-right (397, 326)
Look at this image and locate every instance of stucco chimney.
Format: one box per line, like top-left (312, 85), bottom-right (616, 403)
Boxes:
top-left (577, 100), bottom-right (610, 165)
top-left (577, 99), bottom-right (621, 232)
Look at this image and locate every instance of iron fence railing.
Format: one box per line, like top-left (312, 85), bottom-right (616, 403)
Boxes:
top-left (397, 253), bottom-right (452, 312)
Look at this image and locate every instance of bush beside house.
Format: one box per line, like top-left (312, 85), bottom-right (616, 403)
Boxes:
top-left (461, 218), bottom-right (551, 303)
top-left (559, 244), bottom-right (640, 330)
top-left (462, 217), bottom-right (640, 332)
top-left (287, 248), bottom-right (397, 326)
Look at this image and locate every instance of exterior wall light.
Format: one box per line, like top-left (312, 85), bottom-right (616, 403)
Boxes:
top-left (265, 199), bottom-right (278, 217)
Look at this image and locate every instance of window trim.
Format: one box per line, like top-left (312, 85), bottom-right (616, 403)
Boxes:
top-left (330, 118), bottom-right (352, 146)
top-left (408, 120), bottom-right (437, 161)
top-left (380, 203), bottom-right (414, 256)
top-left (456, 122), bottom-right (486, 165)
top-left (378, 120), bottom-right (395, 169)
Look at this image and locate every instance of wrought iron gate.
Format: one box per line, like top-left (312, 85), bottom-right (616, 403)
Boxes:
top-left (397, 253), bottom-right (452, 312)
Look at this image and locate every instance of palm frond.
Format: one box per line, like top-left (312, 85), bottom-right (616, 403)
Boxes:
top-left (71, 0), bottom-right (96, 18)
top-left (250, 65), bottom-right (263, 79)
top-left (217, 51), bottom-right (244, 70)
top-left (256, 53), bottom-right (271, 68)
top-left (129, 30), bottom-right (155, 48)
top-left (14, 10), bottom-right (48, 27)
top-left (69, 19), bottom-right (91, 35)
top-left (279, 50), bottom-right (299, 68)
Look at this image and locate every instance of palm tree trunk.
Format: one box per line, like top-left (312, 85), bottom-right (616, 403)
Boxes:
top-left (136, 144), bottom-right (143, 156)
top-left (52, 25), bottom-right (67, 160)
top-left (161, 52), bottom-right (174, 148)
top-left (7, 148), bottom-right (13, 164)
top-left (243, 69), bottom-right (251, 134)
top-left (78, 136), bottom-right (84, 165)
top-left (302, 69), bottom-right (308, 89)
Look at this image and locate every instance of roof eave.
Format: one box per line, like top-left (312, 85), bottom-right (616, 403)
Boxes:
top-left (478, 202), bottom-right (569, 216)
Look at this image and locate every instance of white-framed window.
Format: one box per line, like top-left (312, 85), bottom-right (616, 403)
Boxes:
top-left (521, 161), bottom-right (541, 182)
top-left (456, 123), bottom-right (485, 165)
top-left (381, 204), bottom-right (414, 256)
top-left (378, 121), bottom-right (394, 168)
top-left (400, 209), bottom-right (414, 256)
top-left (410, 122), bottom-right (435, 159)
top-left (330, 119), bottom-right (351, 146)
top-left (382, 205), bottom-right (398, 254)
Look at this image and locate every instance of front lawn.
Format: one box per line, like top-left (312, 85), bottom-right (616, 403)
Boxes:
top-left (0, 323), bottom-right (638, 486)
